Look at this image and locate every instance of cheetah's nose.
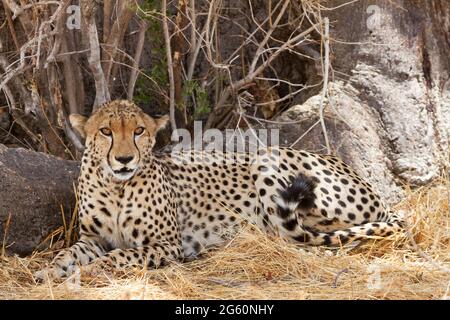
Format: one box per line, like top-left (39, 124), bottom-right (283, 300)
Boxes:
top-left (115, 156), bottom-right (134, 165)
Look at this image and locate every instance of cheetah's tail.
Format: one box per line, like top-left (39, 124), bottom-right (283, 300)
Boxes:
top-left (271, 173), bottom-right (317, 220)
top-left (382, 210), bottom-right (406, 227)
top-left (272, 174), bottom-right (405, 246)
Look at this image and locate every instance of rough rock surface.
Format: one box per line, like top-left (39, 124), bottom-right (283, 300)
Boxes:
top-left (0, 145), bottom-right (79, 256)
top-left (325, 0), bottom-right (449, 186)
top-left (268, 0), bottom-right (449, 203)
top-left (271, 82), bottom-right (405, 204)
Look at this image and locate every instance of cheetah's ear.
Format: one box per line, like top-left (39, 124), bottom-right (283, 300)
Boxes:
top-left (154, 115), bottom-right (169, 133)
top-left (69, 114), bottom-right (88, 138)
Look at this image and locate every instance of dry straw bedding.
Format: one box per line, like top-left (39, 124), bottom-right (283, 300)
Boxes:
top-left (0, 178), bottom-right (449, 300)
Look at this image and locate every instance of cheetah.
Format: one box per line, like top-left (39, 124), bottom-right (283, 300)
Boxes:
top-left (35, 100), bottom-right (404, 280)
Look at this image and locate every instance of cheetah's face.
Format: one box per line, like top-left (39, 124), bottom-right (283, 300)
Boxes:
top-left (69, 100), bottom-right (168, 181)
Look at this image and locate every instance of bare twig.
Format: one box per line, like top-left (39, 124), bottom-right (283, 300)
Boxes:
top-left (2, 0), bottom-right (20, 50)
top-left (162, 0), bottom-right (178, 136)
top-left (186, 0), bottom-right (198, 79)
top-left (102, 0), bottom-right (135, 91)
top-left (332, 268), bottom-right (349, 288)
top-left (318, 17), bottom-right (331, 154)
top-left (103, 0), bottom-right (112, 44)
top-left (9, 0), bottom-right (60, 20)
top-left (205, 23), bottom-right (318, 129)
top-left (173, 0), bottom-right (188, 124)
top-left (248, 0), bottom-right (290, 75)
top-left (81, 0), bottom-right (111, 109)
top-left (127, 20), bottom-right (148, 99)
top-left (1, 213), bottom-right (12, 258)
top-left (289, 119), bottom-right (321, 148)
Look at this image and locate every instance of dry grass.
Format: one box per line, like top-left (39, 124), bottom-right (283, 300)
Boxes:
top-left (0, 177), bottom-right (449, 300)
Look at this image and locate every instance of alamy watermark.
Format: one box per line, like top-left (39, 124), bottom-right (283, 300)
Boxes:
top-left (367, 263), bottom-right (382, 290)
top-left (366, 5), bottom-right (382, 31)
top-left (66, 5), bottom-right (81, 30)
top-left (170, 121), bottom-right (280, 171)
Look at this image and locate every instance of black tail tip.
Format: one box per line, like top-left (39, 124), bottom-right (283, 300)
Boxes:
top-left (277, 173), bottom-right (317, 211)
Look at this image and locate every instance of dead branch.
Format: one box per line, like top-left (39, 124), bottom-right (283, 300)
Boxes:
top-left (127, 19), bottom-right (147, 99)
top-left (186, 0), bottom-right (197, 79)
top-left (0, 0), bottom-right (330, 156)
top-left (248, 0), bottom-right (290, 76)
top-left (59, 37), bottom-right (86, 115)
top-left (103, 0), bottom-right (112, 45)
top-left (205, 23), bottom-right (318, 129)
top-left (9, 0), bottom-right (60, 20)
top-left (81, 0), bottom-right (110, 109)
top-left (173, 0), bottom-right (188, 125)
top-left (2, 0), bottom-right (20, 50)
top-left (318, 17), bottom-right (331, 154)
top-left (162, 0), bottom-right (178, 135)
top-left (102, 0), bottom-right (136, 92)
top-left (2, 0), bottom-right (34, 34)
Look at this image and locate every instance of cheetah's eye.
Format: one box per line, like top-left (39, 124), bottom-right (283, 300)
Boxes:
top-left (134, 127), bottom-right (145, 136)
top-left (100, 127), bottom-right (112, 136)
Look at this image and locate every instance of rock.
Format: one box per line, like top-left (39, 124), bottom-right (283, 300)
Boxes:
top-left (270, 81), bottom-right (405, 204)
top-left (266, 0), bottom-right (449, 203)
top-left (0, 145), bottom-right (79, 256)
top-left (324, 0), bottom-right (449, 186)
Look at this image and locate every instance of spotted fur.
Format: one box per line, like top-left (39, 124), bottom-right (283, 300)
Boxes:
top-left (35, 100), bottom-right (405, 280)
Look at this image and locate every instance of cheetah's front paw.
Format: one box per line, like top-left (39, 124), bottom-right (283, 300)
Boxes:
top-left (79, 258), bottom-right (114, 277)
top-left (34, 267), bottom-right (65, 283)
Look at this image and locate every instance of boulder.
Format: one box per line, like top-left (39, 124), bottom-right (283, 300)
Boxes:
top-left (267, 0), bottom-right (449, 204)
top-left (0, 145), bottom-right (79, 256)
top-left (271, 82), bottom-right (406, 204)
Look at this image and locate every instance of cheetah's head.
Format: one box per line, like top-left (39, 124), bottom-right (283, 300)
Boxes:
top-left (69, 100), bottom-right (168, 181)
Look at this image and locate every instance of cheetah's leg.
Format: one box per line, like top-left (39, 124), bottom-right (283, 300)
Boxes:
top-left (86, 241), bottom-right (183, 272)
top-left (34, 236), bottom-right (109, 281)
